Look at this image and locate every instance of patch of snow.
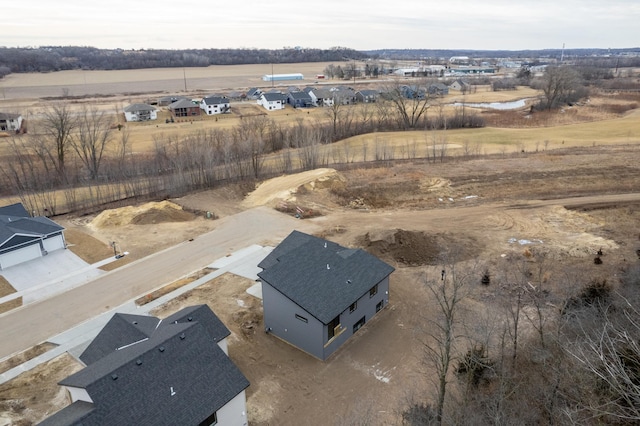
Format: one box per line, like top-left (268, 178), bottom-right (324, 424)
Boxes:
top-left (236, 299), bottom-right (246, 307)
top-left (508, 238), bottom-right (543, 245)
top-left (463, 195), bottom-right (478, 199)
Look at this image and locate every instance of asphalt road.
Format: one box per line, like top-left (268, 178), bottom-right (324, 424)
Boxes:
top-left (0, 207), bottom-right (319, 360)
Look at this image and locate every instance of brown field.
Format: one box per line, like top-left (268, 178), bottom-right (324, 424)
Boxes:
top-left (1, 66), bottom-right (640, 425)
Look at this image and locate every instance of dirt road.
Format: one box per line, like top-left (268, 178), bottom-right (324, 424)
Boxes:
top-left (2, 193), bottom-right (639, 360)
top-left (0, 207), bottom-right (319, 360)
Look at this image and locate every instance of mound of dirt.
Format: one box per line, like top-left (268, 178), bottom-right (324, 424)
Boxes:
top-left (242, 168), bottom-right (345, 208)
top-left (358, 229), bottom-right (480, 266)
top-left (90, 201), bottom-right (195, 228)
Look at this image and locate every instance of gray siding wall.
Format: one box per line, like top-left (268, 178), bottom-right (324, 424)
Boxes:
top-left (262, 282), bottom-right (325, 359)
top-left (322, 275), bottom-right (390, 359)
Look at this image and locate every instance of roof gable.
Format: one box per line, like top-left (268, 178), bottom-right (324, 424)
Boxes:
top-left (163, 304), bottom-right (230, 343)
top-left (60, 322), bottom-right (249, 425)
top-left (258, 231), bottom-right (394, 323)
top-left (80, 313), bottom-right (161, 365)
top-left (0, 203), bottom-right (64, 251)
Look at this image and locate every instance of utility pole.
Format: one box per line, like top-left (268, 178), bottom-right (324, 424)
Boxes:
top-left (183, 68), bottom-right (187, 92)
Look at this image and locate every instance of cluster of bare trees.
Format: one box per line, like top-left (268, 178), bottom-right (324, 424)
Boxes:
top-left (533, 66), bottom-right (589, 111)
top-left (401, 249), bottom-right (640, 425)
top-left (0, 82), bottom-right (485, 216)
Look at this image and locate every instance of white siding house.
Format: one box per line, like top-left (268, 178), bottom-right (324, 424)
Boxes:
top-left (123, 104), bottom-right (157, 122)
top-left (0, 112), bottom-right (23, 132)
top-left (200, 96), bottom-right (230, 115)
top-left (257, 93), bottom-right (287, 111)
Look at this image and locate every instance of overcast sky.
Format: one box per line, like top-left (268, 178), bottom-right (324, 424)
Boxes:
top-left (3, 0), bottom-right (638, 51)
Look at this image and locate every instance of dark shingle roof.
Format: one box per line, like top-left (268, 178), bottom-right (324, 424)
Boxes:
top-left (39, 401), bottom-right (95, 426)
top-left (168, 99), bottom-right (197, 109)
top-left (258, 231), bottom-right (394, 324)
top-left (288, 91), bottom-right (312, 100)
top-left (262, 93), bottom-right (287, 102)
top-left (80, 313), bottom-right (161, 366)
top-left (0, 203), bottom-right (29, 217)
top-left (163, 304), bottom-right (230, 343)
top-left (45, 307), bottom-right (248, 426)
top-left (201, 96), bottom-right (228, 105)
top-left (0, 203), bottom-right (64, 250)
top-left (123, 103), bottom-right (155, 113)
top-left (0, 112), bottom-right (21, 120)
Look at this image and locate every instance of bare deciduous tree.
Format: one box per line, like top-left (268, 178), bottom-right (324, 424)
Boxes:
top-left (383, 79), bottom-right (432, 129)
top-left (420, 255), bottom-right (473, 425)
top-left (71, 106), bottom-right (114, 180)
top-left (537, 66), bottom-right (585, 111)
top-left (34, 103), bottom-right (78, 183)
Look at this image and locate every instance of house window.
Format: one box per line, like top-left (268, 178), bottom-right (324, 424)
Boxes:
top-left (376, 300), bottom-right (384, 312)
top-left (369, 284), bottom-right (378, 298)
top-left (349, 301), bottom-right (357, 313)
top-left (353, 316), bottom-right (366, 333)
top-left (199, 411), bottom-right (217, 426)
top-left (327, 315), bottom-right (341, 340)
top-left (295, 314), bottom-right (308, 323)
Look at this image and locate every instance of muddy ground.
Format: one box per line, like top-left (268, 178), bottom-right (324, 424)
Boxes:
top-left (2, 146), bottom-right (640, 425)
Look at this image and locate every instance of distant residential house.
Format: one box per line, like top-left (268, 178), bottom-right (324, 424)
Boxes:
top-left (449, 79), bottom-right (470, 92)
top-left (355, 89), bottom-right (380, 103)
top-left (400, 85), bottom-right (426, 99)
top-left (40, 305), bottom-right (249, 426)
top-left (0, 203), bottom-right (66, 270)
top-left (200, 96), bottom-right (230, 115)
top-left (168, 99), bottom-right (201, 118)
top-left (308, 88), bottom-right (334, 107)
top-left (158, 95), bottom-right (188, 106)
top-left (245, 87), bottom-right (262, 100)
top-left (331, 87), bottom-right (357, 105)
top-left (258, 231), bottom-right (395, 361)
top-left (287, 91), bottom-right (313, 108)
top-left (428, 83), bottom-right (449, 96)
top-left (123, 103), bottom-right (157, 122)
top-left (0, 112), bottom-right (23, 132)
top-left (257, 92), bottom-right (287, 111)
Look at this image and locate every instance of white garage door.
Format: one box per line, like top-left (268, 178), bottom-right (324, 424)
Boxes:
top-left (0, 243), bottom-right (42, 269)
top-left (43, 235), bottom-right (65, 253)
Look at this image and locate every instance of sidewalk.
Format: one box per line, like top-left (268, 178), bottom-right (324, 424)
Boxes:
top-left (0, 244), bottom-right (272, 385)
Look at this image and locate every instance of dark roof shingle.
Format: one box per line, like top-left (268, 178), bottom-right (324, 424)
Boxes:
top-left (258, 231), bottom-right (394, 323)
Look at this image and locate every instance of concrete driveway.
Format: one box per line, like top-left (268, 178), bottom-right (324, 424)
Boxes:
top-left (0, 249), bottom-right (106, 302)
top-left (0, 206), bottom-right (320, 360)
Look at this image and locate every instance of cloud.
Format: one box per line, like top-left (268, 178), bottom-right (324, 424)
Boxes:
top-left (1, 0), bottom-right (638, 50)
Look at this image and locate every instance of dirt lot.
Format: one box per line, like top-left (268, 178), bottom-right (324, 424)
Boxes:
top-left (2, 143), bottom-right (640, 424)
top-left (1, 67), bottom-right (640, 424)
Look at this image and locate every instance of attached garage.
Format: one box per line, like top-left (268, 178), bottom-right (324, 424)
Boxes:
top-left (0, 203), bottom-right (66, 270)
top-left (43, 233), bottom-right (66, 253)
top-left (0, 242), bottom-right (42, 269)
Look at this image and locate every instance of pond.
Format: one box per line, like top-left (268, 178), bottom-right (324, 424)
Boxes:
top-left (452, 98), bottom-right (531, 110)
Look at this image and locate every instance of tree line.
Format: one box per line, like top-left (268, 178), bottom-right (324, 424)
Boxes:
top-left (0, 46), bottom-right (369, 74)
top-left (0, 82), bottom-right (485, 216)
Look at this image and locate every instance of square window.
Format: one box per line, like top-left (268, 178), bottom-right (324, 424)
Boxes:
top-left (349, 301), bottom-right (357, 313)
top-left (369, 284), bottom-right (378, 298)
